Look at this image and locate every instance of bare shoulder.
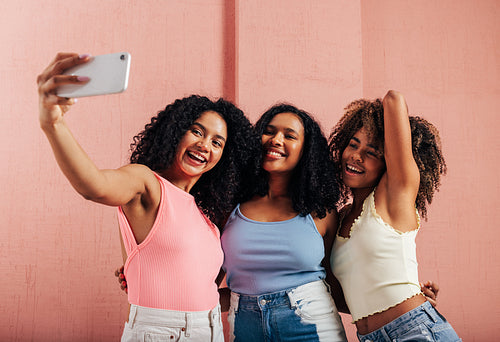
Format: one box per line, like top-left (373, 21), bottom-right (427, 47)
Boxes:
top-left (313, 210), bottom-right (339, 237)
top-left (374, 177), bottom-right (419, 232)
top-left (338, 204), bottom-right (351, 218)
top-left (117, 164), bottom-right (161, 207)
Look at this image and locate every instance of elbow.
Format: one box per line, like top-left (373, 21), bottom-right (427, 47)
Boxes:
top-left (80, 192), bottom-right (97, 201)
top-left (383, 90), bottom-right (403, 104)
top-left (383, 90), bottom-right (408, 113)
top-left (77, 187), bottom-right (107, 203)
top-left (80, 191), bottom-right (101, 202)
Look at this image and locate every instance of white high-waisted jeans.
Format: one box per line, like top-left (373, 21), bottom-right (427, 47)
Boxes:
top-left (121, 304), bottom-right (223, 342)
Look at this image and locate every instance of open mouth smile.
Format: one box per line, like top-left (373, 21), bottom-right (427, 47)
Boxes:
top-left (264, 149), bottom-right (286, 159)
top-left (264, 148), bottom-right (286, 159)
top-left (345, 164), bottom-right (364, 175)
top-left (187, 151), bottom-right (207, 163)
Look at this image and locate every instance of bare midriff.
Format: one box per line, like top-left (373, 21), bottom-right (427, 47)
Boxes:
top-left (355, 294), bottom-right (427, 335)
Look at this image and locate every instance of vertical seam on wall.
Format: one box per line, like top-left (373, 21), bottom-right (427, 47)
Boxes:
top-left (223, 0), bottom-right (238, 103)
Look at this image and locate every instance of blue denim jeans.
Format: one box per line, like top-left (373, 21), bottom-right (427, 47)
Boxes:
top-left (356, 301), bottom-right (461, 342)
top-left (228, 280), bottom-right (347, 342)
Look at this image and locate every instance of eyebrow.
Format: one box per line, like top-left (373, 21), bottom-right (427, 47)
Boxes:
top-left (192, 122), bottom-right (226, 143)
top-left (350, 136), bottom-right (379, 150)
top-left (267, 124), bottom-right (300, 135)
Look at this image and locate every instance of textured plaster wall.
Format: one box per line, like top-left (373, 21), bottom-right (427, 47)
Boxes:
top-left (0, 1), bottom-right (497, 340)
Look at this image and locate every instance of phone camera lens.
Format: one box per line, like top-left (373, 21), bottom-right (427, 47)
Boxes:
top-left (120, 54), bottom-right (125, 60)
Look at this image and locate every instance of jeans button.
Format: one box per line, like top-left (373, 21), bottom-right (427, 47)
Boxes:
top-left (260, 299), bottom-right (267, 305)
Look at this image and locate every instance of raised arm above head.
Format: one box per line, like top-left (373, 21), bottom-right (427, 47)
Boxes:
top-left (382, 90), bottom-right (420, 193)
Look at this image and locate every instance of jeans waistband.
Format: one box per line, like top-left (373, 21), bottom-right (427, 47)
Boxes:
top-left (385, 301), bottom-right (439, 331)
top-left (357, 301), bottom-right (441, 340)
top-left (231, 279), bottom-right (329, 310)
top-left (127, 304), bottom-right (221, 333)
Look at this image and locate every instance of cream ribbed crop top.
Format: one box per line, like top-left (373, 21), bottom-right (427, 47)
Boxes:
top-left (330, 190), bottom-right (422, 322)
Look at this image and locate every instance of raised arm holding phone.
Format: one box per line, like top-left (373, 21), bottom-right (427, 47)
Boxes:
top-left (37, 52), bottom-right (260, 342)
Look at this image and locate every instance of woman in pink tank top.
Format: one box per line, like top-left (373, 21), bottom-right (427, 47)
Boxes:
top-left (37, 53), bottom-right (260, 342)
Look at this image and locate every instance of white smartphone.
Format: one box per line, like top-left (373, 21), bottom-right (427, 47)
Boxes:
top-left (57, 52), bottom-right (131, 98)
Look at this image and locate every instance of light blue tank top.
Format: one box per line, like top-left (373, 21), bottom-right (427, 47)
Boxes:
top-left (221, 204), bottom-right (326, 295)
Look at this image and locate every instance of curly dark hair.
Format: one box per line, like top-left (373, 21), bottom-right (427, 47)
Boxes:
top-left (129, 95), bottom-right (261, 227)
top-left (250, 104), bottom-right (339, 219)
top-left (328, 98), bottom-right (447, 219)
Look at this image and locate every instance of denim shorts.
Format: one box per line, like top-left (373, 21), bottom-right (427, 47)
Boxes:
top-left (356, 301), bottom-right (461, 342)
top-left (228, 280), bottom-right (347, 342)
top-left (121, 304), bottom-right (223, 342)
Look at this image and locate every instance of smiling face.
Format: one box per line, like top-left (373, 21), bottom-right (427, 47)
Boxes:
top-left (341, 127), bottom-right (386, 189)
top-left (261, 112), bottom-right (305, 175)
top-left (168, 110), bottom-right (227, 183)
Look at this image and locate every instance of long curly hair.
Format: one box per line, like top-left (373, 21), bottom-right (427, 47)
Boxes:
top-left (328, 98), bottom-right (446, 219)
top-left (129, 95), bottom-right (260, 227)
top-left (250, 104), bottom-right (339, 219)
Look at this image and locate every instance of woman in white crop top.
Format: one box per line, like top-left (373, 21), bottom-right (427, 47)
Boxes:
top-left (328, 91), bottom-right (460, 341)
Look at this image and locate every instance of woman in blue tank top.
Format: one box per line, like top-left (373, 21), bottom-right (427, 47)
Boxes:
top-left (221, 104), bottom-right (348, 342)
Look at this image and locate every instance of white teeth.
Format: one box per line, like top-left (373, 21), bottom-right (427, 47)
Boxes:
top-left (188, 151), bottom-right (206, 163)
top-left (267, 150), bottom-right (283, 157)
top-left (347, 165), bottom-right (363, 173)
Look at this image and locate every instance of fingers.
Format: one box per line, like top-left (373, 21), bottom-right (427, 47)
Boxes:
top-left (428, 280), bottom-right (439, 296)
top-left (120, 278), bottom-right (128, 293)
top-left (421, 280), bottom-right (439, 307)
top-left (421, 280), bottom-right (439, 297)
top-left (114, 265), bottom-right (127, 293)
top-left (425, 297), bottom-right (437, 308)
top-left (115, 266), bottom-right (125, 280)
top-left (38, 73), bottom-right (89, 99)
top-left (39, 91), bottom-right (76, 115)
top-left (421, 284), bottom-right (435, 299)
top-left (37, 53), bottom-right (91, 97)
top-left (38, 53), bottom-right (83, 84)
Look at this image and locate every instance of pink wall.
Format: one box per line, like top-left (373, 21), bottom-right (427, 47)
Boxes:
top-left (0, 0), bottom-right (498, 341)
top-left (361, 1), bottom-right (500, 340)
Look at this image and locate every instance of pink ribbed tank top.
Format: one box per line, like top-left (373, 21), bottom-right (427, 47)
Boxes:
top-left (117, 173), bottom-right (223, 311)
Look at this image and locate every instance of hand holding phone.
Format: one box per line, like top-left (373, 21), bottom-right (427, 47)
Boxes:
top-left (57, 52), bottom-right (131, 98)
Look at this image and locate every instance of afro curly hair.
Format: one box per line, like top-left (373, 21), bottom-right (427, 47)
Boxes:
top-left (250, 104), bottom-right (340, 219)
top-left (328, 98), bottom-right (446, 219)
top-left (129, 95), bottom-right (261, 227)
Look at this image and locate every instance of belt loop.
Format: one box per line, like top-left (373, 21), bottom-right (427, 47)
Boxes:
top-left (422, 301), bottom-right (438, 323)
top-left (286, 289), bottom-right (297, 309)
top-left (184, 312), bottom-right (192, 337)
top-left (380, 326), bottom-right (392, 342)
top-left (322, 279), bottom-right (332, 293)
top-left (209, 306), bottom-right (218, 342)
top-left (128, 305), bottom-right (138, 329)
top-left (209, 307), bottom-right (215, 327)
top-left (209, 304), bottom-right (220, 327)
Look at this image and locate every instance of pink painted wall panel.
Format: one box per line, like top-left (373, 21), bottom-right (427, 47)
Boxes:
top-left (236, 0), bottom-right (363, 131)
top-left (0, 1), bottom-right (227, 341)
top-left (361, 1), bottom-right (500, 340)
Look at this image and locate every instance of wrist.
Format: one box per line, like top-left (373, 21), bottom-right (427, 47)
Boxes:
top-left (40, 116), bottom-right (65, 134)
